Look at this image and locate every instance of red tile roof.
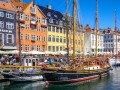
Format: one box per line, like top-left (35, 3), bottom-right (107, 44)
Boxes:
top-left (0, 1), bottom-right (15, 12)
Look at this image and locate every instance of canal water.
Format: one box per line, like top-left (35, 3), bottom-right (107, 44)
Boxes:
top-left (0, 67), bottom-right (120, 90)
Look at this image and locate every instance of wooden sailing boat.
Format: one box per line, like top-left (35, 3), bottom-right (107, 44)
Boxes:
top-left (42, 0), bottom-right (111, 85)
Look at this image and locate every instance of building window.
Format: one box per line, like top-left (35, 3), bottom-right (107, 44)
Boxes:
top-left (78, 40), bottom-right (80, 45)
top-left (52, 35), bottom-right (55, 42)
top-left (48, 26), bottom-right (51, 32)
top-left (49, 18), bottom-right (53, 23)
top-left (6, 22), bottom-right (14, 29)
top-left (56, 46), bottom-right (59, 51)
top-left (21, 44), bottom-right (23, 51)
top-left (56, 27), bottom-right (59, 33)
top-left (31, 7), bottom-right (36, 14)
top-left (60, 36), bottom-right (62, 43)
top-left (37, 27), bottom-right (40, 32)
top-left (20, 33), bottom-right (23, 40)
top-left (31, 25), bottom-right (35, 31)
top-left (48, 35), bottom-right (51, 42)
top-left (81, 33), bottom-right (83, 37)
top-left (25, 34), bottom-right (29, 40)
top-left (60, 28), bottom-right (62, 33)
top-left (7, 34), bottom-right (13, 43)
top-left (42, 48), bottom-right (45, 52)
top-left (48, 46), bottom-right (51, 51)
top-left (42, 28), bottom-right (45, 32)
top-left (20, 23), bottom-right (24, 29)
top-left (56, 36), bottom-right (59, 42)
top-left (6, 13), bottom-right (14, 19)
top-left (25, 15), bottom-right (29, 20)
top-left (42, 18), bottom-right (46, 24)
top-left (37, 18), bottom-right (40, 23)
top-left (53, 46), bottom-right (55, 52)
top-left (19, 13), bottom-right (23, 20)
top-left (59, 21), bottom-right (62, 25)
top-left (63, 29), bottom-right (66, 34)
top-left (63, 37), bottom-right (66, 43)
top-left (31, 16), bottom-right (35, 21)
top-left (31, 45), bottom-right (35, 51)
top-left (0, 11), bottom-right (4, 17)
top-left (17, 6), bottom-right (21, 9)
top-left (25, 45), bottom-right (29, 51)
top-left (71, 31), bottom-right (73, 35)
top-left (75, 40), bottom-right (77, 44)
top-left (37, 45), bottom-right (40, 51)
top-left (31, 34), bottom-right (36, 41)
top-left (52, 26), bottom-right (55, 32)
top-left (42, 36), bottom-right (45, 41)
top-left (60, 46), bottom-right (62, 51)
top-left (37, 36), bottom-right (40, 41)
top-left (25, 24), bottom-right (29, 30)
top-left (0, 21), bottom-right (4, 28)
top-left (75, 32), bottom-right (77, 36)
top-left (78, 32), bottom-right (80, 36)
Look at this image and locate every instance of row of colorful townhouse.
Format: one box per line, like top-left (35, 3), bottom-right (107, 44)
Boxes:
top-left (0, 0), bottom-right (85, 53)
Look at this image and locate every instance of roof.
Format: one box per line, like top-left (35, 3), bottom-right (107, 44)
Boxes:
top-left (37, 5), bottom-right (66, 26)
top-left (10, 0), bottom-right (31, 12)
top-left (100, 29), bottom-right (115, 34)
top-left (84, 25), bottom-right (94, 32)
top-left (0, 1), bottom-right (15, 12)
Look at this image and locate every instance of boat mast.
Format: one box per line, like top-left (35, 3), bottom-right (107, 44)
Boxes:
top-left (115, 10), bottom-right (118, 57)
top-left (73, 0), bottom-right (76, 60)
top-left (95, 0), bottom-right (98, 59)
top-left (66, 0), bottom-right (69, 61)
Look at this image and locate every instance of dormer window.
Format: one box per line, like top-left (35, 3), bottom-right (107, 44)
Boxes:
top-left (59, 21), bottom-right (62, 26)
top-left (54, 15), bottom-right (57, 18)
top-left (17, 6), bottom-right (21, 9)
top-left (103, 31), bottom-right (106, 34)
top-left (31, 7), bottom-right (36, 14)
top-left (108, 30), bottom-right (110, 34)
top-left (49, 18), bottom-right (53, 23)
top-left (47, 12), bottom-right (51, 17)
top-left (62, 17), bottom-right (65, 20)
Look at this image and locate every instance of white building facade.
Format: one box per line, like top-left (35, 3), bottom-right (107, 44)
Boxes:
top-left (84, 32), bottom-right (104, 55)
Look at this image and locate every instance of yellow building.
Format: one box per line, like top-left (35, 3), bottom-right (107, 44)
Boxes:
top-left (38, 5), bottom-right (84, 52)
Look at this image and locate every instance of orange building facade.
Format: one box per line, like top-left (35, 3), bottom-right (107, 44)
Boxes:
top-left (9, 0), bottom-right (47, 52)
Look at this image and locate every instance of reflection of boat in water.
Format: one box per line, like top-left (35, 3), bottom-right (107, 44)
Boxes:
top-left (2, 70), bottom-right (43, 82)
top-left (110, 58), bottom-right (120, 66)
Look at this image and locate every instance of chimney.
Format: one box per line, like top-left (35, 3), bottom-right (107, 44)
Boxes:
top-left (86, 24), bottom-right (89, 27)
top-left (47, 5), bottom-right (51, 9)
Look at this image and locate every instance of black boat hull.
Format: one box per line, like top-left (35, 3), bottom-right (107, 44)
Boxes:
top-left (43, 68), bottom-right (110, 85)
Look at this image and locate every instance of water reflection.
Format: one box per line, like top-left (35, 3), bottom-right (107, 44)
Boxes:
top-left (1, 67), bottom-right (120, 90)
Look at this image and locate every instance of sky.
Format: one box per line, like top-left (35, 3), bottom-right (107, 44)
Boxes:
top-left (2, 0), bottom-right (120, 29)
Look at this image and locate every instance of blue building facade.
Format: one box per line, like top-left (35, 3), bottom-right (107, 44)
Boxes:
top-left (0, 2), bottom-right (16, 50)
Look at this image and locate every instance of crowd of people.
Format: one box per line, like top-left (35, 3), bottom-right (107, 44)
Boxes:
top-left (0, 55), bottom-right (16, 65)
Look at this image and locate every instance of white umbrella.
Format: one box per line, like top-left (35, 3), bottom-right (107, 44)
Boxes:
top-left (45, 51), bottom-right (53, 54)
top-left (57, 51), bottom-right (67, 54)
top-left (0, 51), bottom-right (5, 54)
top-left (29, 51), bottom-right (45, 54)
top-left (6, 50), bottom-right (19, 54)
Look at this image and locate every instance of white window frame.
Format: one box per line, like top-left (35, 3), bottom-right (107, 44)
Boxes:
top-left (25, 15), bottom-right (29, 20)
top-left (6, 22), bottom-right (14, 29)
top-left (19, 13), bottom-right (23, 20)
top-left (31, 25), bottom-right (35, 31)
top-left (25, 45), bottom-right (29, 51)
top-left (0, 33), bottom-right (4, 46)
top-left (6, 13), bottom-right (14, 19)
top-left (56, 36), bottom-right (59, 42)
top-left (0, 21), bottom-right (4, 28)
top-left (37, 36), bottom-right (40, 41)
top-left (25, 34), bottom-right (29, 40)
top-left (48, 35), bottom-right (51, 42)
top-left (31, 7), bottom-right (36, 14)
top-left (25, 24), bottom-right (29, 30)
top-left (6, 34), bottom-right (14, 44)
top-left (37, 18), bottom-right (40, 23)
top-left (37, 45), bottom-right (40, 51)
top-left (42, 18), bottom-right (46, 25)
top-left (0, 11), bottom-right (4, 17)
top-left (48, 46), bottom-right (51, 51)
top-left (42, 28), bottom-right (45, 32)
top-left (31, 45), bottom-right (35, 51)
top-left (42, 36), bottom-right (45, 41)
top-left (20, 33), bottom-right (23, 40)
top-left (31, 34), bottom-right (36, 41)
top-left (37, 27), bottom-right (40, 32)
